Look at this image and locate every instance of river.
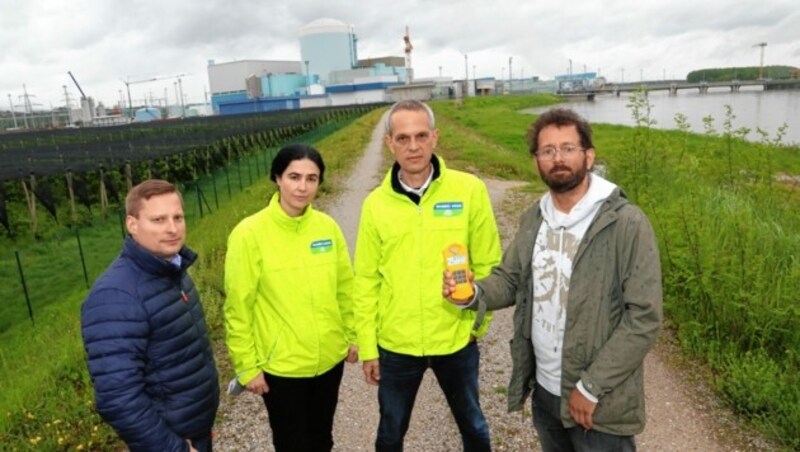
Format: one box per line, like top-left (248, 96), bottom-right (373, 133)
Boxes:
top-left (523, 87), bottom-right (800, 146)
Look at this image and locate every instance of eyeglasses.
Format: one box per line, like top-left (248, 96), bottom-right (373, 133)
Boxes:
top-left (535, 144), bottom-right (584, 160)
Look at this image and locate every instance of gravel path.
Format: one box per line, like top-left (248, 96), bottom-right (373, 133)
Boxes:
top-left (212, 114), bottom-right (773, 451)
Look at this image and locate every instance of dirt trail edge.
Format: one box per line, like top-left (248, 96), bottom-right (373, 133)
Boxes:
top-left (212, 113), bottom-right (771, 451)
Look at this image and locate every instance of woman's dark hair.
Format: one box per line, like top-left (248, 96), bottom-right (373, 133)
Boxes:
top-left (270, 144), bottom-right (325, 183)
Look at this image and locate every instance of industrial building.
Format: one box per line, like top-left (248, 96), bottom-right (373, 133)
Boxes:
top-left (299, 18), bottom-right (358, 85)
top-left (207, 18), bottom-right (416, 115)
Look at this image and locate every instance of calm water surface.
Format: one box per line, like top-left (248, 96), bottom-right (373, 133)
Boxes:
top-left (523, 87), bottom-right (800, 145)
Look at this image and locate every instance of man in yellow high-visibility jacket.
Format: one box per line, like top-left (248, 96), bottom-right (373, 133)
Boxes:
top-left (354, 100), bottom-right (502, 452)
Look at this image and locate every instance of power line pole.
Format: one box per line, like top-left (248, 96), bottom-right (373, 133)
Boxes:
top-left (21, 84), bottom-right (33, 129)
top-left (403, 26), bottom-right (413, 84)
top-left (464, 54), bottom-right (469, 97)
top-left (178, 78), bottom-right (185, 117)
top-left (7, 93), bottom-right (18, 128)
top-left (508, 56), bottom-right (513, 92)
top-left (63, 85), bottom-right (73, 125)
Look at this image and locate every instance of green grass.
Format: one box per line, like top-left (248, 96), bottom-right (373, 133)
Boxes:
top-left (429, 94), bottom-right (560, 181)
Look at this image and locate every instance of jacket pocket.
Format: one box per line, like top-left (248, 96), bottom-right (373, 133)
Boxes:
top-left (592, 367), bottom-right (645, 435)
top-left (264, 324), bottom-right (286, 367)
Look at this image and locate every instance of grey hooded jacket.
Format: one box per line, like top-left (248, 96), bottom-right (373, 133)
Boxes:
top-left (475, 188), bottom-right (662, 436)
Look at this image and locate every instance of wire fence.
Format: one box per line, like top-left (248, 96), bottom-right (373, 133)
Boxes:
top-left (0, 106), bottom-right (363, 179)
top-left (0, 103), bottom-right (384, 333)
top-left (0, 146), bottom-right (274, 334)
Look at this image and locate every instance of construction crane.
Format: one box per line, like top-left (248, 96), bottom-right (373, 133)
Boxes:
top-left (752, 42), bottom-right (767, 80)
top-left (122, 73), bottom-right (188, 118)
top-left (67, 71), bottom-right (102, 125)
top-left (403, 26), bottom-right (413, 84)
top-left (67, 71), bottom-right (87, 100)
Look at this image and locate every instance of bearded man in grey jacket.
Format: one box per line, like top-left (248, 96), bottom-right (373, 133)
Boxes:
top-left (445, 108), bottom-right (662, 452)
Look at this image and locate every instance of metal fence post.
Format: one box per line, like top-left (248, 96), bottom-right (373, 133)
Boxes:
top-left (224, 165), bottom-right (232, 199)
top-left (195, 183), bottom-right (204, 218)
top-left (211, 173), bottom-right (219, 209)
top-left (75, 227), bottom-right (90, 289)
top-left (246, 154), bottom-right (253, 186)
top-left (117, 207), bottom-right (126, 239)
top-left (14, 250), bottom-right (34, 325)
top-left (237, 158), bottom-right (244, 192)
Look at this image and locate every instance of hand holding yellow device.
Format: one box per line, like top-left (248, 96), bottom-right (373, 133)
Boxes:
top-left (443, 243), bottom-right (474, 300)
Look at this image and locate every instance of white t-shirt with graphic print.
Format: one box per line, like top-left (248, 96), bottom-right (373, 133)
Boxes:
top-left (532, 174), bottom-right (617, 397)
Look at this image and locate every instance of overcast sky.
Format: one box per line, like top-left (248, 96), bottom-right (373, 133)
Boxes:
top-left (1, 0), bottom-right (797, 110)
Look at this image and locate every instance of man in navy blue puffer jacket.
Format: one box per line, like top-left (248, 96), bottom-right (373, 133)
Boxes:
top-left (81, 179), bottom-right (219, 451)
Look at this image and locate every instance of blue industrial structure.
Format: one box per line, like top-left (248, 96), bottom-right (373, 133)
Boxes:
top-left (326, 81), bottom-right (401, 94)
top-left (261, 73), bottom-right (318, 97)
top-left (218, 96), bottom-right (308, 115)
top-left (134, 107), bottom-right (162, 122)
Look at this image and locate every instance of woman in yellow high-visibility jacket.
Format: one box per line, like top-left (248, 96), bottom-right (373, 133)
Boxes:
top-left (224, 144), bottom-right (356, 452)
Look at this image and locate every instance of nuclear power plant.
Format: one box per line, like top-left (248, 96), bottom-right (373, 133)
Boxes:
top-left (207, 18), bottom-right (427, 115)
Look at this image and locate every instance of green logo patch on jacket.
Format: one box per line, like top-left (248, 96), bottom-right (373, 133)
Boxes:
top-left (433, 201), bottom-right (464, 217)
top-left (310, 239), bottom-right (333, 254)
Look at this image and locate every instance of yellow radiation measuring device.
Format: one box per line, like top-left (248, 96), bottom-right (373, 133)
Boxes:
top-left (443, 243), bottom-right (474, 300)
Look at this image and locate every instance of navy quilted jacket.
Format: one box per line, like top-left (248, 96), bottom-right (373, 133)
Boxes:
top-left (81, 237), bottom-right (219, 451)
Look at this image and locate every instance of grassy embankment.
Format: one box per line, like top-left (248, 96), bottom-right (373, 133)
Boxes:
top-left (431, 93), bottom-right (800, 451)
top-left (0, 108), bottom-right (384, 450)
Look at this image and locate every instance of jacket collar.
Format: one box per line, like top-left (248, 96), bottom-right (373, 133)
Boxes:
top-left (521, 187), bottom-right (629, 271)
top-left (387, 154), bottom-right (444, 204)
top-left (266, 192), bottom-right (314, 230)
top-left (122, 235), bottom-right (196, 276)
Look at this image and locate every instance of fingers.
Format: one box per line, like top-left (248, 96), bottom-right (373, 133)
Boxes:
top-left (346, 345), bottom-right (359, 363)
top-left (248, 383), bottom-right (267, 395)
top-left (442, 270), bottom-right (456, 298)
top-left (246, 374), bottom-right (270, 395)
top-left (568, 388), bottom-right (596, 430)
top-left (362, 360), bottom-right (380, 386)
top-left (569, 405), bottom-right (591, 430)
top-left (443, 270), bottom-right (476, 305)
top-left (442, 270), bottom-right (466, 303)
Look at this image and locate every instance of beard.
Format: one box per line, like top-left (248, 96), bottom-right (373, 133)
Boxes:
top-left (538, 159), bottom-right (590, 194)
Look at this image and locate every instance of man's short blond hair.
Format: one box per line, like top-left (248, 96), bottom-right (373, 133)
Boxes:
top-left (125, 179), bottom-right (182, 217)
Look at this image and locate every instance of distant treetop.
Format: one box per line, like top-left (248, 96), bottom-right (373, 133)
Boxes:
top-left (686, 66), bottom-right (798, 83)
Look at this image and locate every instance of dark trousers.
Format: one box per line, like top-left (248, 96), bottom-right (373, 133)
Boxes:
top-left (375, 342), bottom-right (491, 452)
top-left (188, 432), bottom-right (212, 452)
top-left (532, 385), bottom-right (636, 452)
top-left (261, 361), bottom-right (345, 452)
